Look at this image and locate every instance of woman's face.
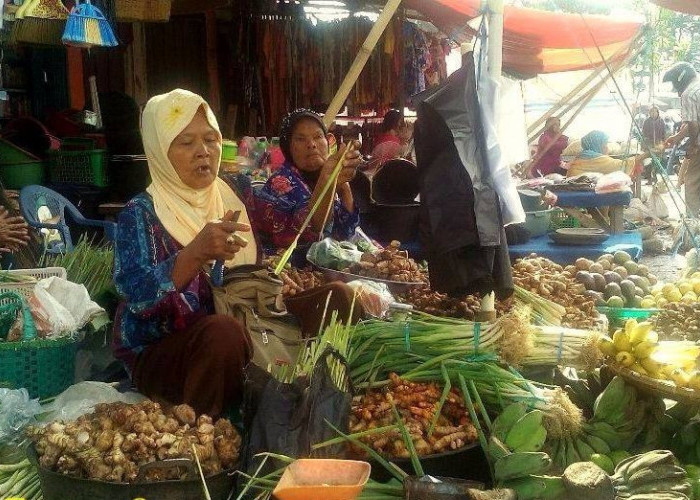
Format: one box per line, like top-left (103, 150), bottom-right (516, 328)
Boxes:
top-left (290, 118), bottom-right (329, 173)
top-left (548, 118), bottom-right (561, 134)
top-left (168, 108), bottom-right (221, 190)
top-left (650, 108), bottom-right (660, 119)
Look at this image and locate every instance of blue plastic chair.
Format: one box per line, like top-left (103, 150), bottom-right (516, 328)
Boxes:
top-left (19, 185), bottom-right (117, 253)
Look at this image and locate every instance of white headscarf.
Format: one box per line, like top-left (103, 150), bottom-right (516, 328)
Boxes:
top-left (143, 89), bottom-right (257, 266)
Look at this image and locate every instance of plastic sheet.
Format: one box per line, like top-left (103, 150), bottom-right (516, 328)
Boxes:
top-left (40, 381), bottom-right (145, 422)
top-left (0, 388), bottom-right (41, 447)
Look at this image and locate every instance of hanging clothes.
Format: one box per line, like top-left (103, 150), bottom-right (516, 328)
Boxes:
top-left (413, 56), bottom-right (513, 299)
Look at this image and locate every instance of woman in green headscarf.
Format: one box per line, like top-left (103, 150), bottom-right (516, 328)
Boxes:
top-left (567, 130), bottom-right (638, 177)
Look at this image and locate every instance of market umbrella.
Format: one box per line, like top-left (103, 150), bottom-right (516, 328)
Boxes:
top-left (650, 0), bottom-right (700, 15)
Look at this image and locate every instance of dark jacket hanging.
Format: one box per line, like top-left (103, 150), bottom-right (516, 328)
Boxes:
top-left (413, 54), bottom-right (513, 299)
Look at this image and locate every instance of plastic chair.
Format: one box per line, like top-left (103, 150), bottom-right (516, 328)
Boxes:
top-left (19, 185), bottom-right (117, 253)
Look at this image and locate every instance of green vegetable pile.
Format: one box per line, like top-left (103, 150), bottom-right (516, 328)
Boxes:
top-left (0, 458), bottom-right (42, 499)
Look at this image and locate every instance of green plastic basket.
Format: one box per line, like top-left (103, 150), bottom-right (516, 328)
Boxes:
top-left (549, 208), bottom-right (581, 230)
top-left (0, 161), bottom-right (45, 189)
top-left (0, 337), bottom-right (78, 399)
top-left (0, 138), bottom-right (39, 164)
top-left (596, 306), bottom-right (660, 328)
top-left (48, 149), bottom-right (108, 187)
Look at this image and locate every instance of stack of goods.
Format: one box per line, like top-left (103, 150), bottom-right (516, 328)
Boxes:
top-left (598, 319), bottom-right (700, 391)
top-left (512, 255), bottom-right (599, 329)
top-left (397, 286), bottom-right (512, 321)
top-left (654, 303), bottom-right (700, 341)
top-left (572, 252), bottom-right (658, 309)
top-left (28, 401), bottom-right (241, 481)
top-left (348, 373), bottom-right (478, 458)
top-left (264, 256), bottom-right (327, 297)
top-left (343, 241), bottom-right (427, 284)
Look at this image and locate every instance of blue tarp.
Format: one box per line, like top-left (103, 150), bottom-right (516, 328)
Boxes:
top-left (509, 230), bottom-right (643, 265)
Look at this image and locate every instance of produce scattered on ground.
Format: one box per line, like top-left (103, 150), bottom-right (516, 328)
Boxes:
top-left (28, 400), bottom-right (241, 482)
top-left (597, 319), bottom-right (700, 389)
top-left (348, 373), bottom-right (478, 458)
top-left (263, 256), bottom-right (326, 297)
top-left (610, 450), bottom-right (692, 499)
top-left (512, 255), bottom-right (599, 329)
top-left (654, 302), bottom-right (700, 341)
top-left (344, 240), bottom-right (427, 283)
top-left (0, 458), bottom-right (41, 500)
top-left (571, 251), bottom-right (659, 309)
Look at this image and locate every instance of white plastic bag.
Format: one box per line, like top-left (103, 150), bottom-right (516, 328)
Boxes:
top-left (0, 388), bottom-right (41, 447)
top-left (40, 381), bottom-right (146, 422)
top-left (595, 171), bottom-right (632, 193)
top-left (31, 277), bottom-right (105, 337)
top-left (645, 185), bottom-right (669, 219)
top-left (347, 280), bottom-right (395, 318)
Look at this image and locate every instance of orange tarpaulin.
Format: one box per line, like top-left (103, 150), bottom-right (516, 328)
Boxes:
top-left (405, 0), bottom-right (643, 77)
top-left (651, 0), bottom-right (700, 15)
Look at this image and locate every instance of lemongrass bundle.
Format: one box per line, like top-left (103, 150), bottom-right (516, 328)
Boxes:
top-left (514, 285), bottom-right (566, 326)
top-left (523, 325), bottom-right (603, 369)
top-left (349, 307), bottom-right (534, 378)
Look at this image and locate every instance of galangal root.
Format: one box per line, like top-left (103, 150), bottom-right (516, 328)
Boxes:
top-left (27, 401), bottom-right (241, 482)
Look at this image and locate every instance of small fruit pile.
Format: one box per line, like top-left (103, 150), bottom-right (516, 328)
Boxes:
top-left (598, 319), bottom-right (700, 389)
top-left (647, 272), bottom-right (700, 309)
top-left (653, 302), bottom-right (700, 341)
top-left (572, 251), bottom-right (659, 309)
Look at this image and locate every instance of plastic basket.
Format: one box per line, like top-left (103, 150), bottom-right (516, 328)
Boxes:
top-left (596, 306), bottom-right (660, 328)
top-left (0, 337), bottom-right (78, 399)
top-left (0, 137), bottom-right (39, 164)
top-left (59, 137), bottom-right (96, 151)
top-left (549, 208), bottom-right (581, 230)
top-left (0, 267), bottom-right (67, 300)
top-left (48, 149), bottom-right (108, 187)
top-left (0, 160), bottom-right (45, 189)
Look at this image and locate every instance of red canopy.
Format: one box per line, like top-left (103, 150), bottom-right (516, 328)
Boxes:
top-left (650, 0), bottom-right (700, 15)
top-left (405, 0), bottom-right (643, 77)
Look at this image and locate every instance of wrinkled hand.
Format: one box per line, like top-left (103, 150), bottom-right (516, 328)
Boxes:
top-left (0, 208), bottom-right (29, 253)
top-left (321, 143), bottom-right (362, 187)
top-left (189, 210), bottom-right (250, 263)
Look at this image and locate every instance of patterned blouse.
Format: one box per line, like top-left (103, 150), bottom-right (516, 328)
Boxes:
top-left (112, 174), bottom-right (257, 374)
top-left (254, 161), bottom-right (360, 257)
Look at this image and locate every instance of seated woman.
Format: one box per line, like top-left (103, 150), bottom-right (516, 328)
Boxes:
top-left (530, 117), bottom-right (568, 177)
top-left (112, 89), bottom-right (258, 418)
top-left (567, 130), bottom-right (638, 177)
top-left (254, 109), bottom-right (362, 257)
top-left (365, 109), bottom-right (404, 177)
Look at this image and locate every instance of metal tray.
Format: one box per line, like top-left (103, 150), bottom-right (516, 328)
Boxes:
top-left (549, 228), bottom-right (610, 246)
top-left (28, 445), bottom-right (236, 500)
top-left (311, 264), bottom-right (425, 294)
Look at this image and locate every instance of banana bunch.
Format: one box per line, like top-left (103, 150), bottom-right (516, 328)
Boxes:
top-left (599, 319), bottom-right (700, 389)
top-left (489, 403), bottom-right (565, 499)
top-left (611, 450), bottom-right (691, 499)
top-left (598, 320), bottom-right (661, 375)
top-left (545, 377), bottom-right (663, 472)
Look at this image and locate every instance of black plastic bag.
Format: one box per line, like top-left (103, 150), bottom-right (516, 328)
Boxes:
top-left (241, 349), bottom-right (352, 475)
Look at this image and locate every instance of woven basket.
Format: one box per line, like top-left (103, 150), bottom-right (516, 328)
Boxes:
top-left (607, 363), bottom-right (700, 405)
top-left (116, 0), bottom-right (170, 22)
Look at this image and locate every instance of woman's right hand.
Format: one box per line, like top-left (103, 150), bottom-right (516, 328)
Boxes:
top-left (320, 142), bottom-right (361, 186)
top-left (0, 208), bottom-right (29, 253)
top-left (188, 210), bottom-right (250, 263)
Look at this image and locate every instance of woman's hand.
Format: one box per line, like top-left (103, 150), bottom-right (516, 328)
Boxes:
top-left (320, 143), bottom-right (362, 188)
top-left (188, 210), bottom-right (250, 263)
top-left (0, 208), bottom-right (29, 253)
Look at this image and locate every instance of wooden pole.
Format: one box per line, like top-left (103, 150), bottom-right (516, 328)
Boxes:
top-left (487, 0), bottom-right (504, 80)
top-left (205, 10), bottom-right (221, 115)
top-left (66, 47), bottom-right (85, 110)
top-left (124, 22), bottom-right (148, 106)
top-left (323, 0), bottom-right (403, 128)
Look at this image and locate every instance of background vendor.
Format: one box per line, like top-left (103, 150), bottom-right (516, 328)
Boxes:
top-left (567, 130), bottom-right (639, 178)
top-left (112, 89), bottom-right (256, 418)
top-left (530, 117), bottom-right (568, 177)
top-left (254, 109), bottom-right (362, 257)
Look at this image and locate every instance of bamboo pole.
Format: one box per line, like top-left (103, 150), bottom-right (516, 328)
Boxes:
top-left (487, 0), bottom-right (504, 80)
top-left (323, 0), bottom-right (403, 128)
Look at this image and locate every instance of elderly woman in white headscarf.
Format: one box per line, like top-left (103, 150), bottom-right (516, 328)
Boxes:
top-left (112, 89), bottom-right (257, 418)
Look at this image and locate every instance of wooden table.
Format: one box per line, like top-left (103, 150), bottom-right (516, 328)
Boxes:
top-left (553, 190), bottom-right (632, 234)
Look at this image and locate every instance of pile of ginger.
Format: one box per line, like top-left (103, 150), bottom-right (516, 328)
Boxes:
top-left (28, 400), bottom-right (241, 482)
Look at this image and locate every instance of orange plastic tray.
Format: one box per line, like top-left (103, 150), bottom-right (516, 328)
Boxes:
top-left (272, 459), bottom-right (371, 500)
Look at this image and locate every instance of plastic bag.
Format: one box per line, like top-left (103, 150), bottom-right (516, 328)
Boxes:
top-left (242, 349), bottom-right (351, 476)
top-left (347, 280), bottom-right (395, 318)
top-left (0, 388), bottom-right (41, 447)
top-left (348, 227), bottom-right (381, 254)
top-left (645, 185), bottom-right (669, 219)
top-left (31, 277), bottom-right (104, 338)
top-left (595, 171), bottom-right (632, 193)
top-left (307, 238), bottom-right (364, 270)
top-left (40, 381), bottom-right (146, 422)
